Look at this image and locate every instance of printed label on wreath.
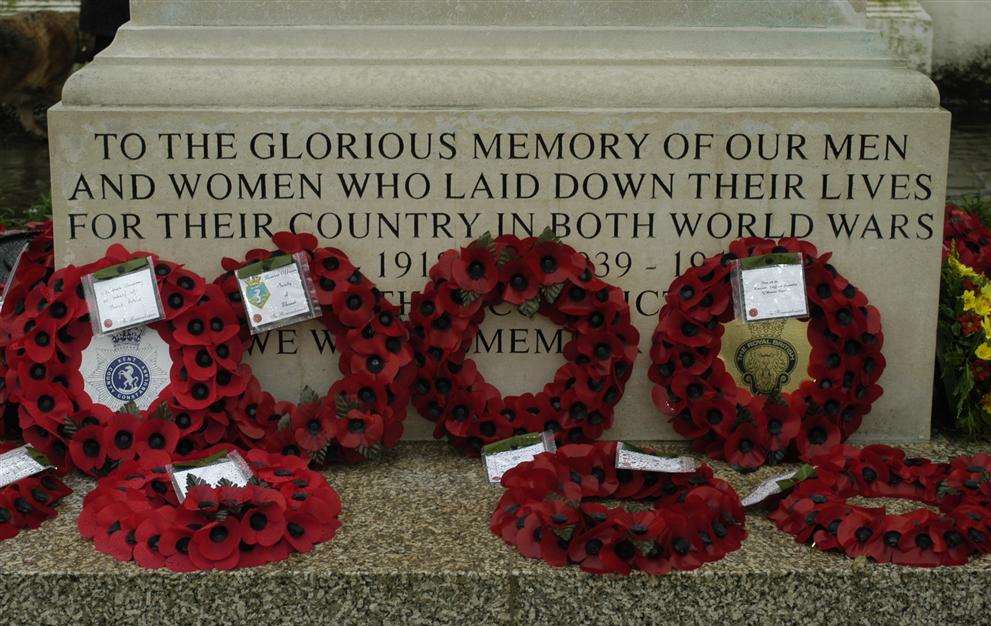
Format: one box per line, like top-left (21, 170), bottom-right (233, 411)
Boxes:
top-left (168, 450), bottom-right (253, 502)
top-left (483, 432), bottom-right (557, 483)
top-left (741, 464), bottom-right (816, 507)
top-left (719, 318), bottom-right (811, 396)
top-left (0, 445), bottom-right (49, 488)
top-left (733, 253), bottom-right (808, 322)
top-left (236, 254), bottom-right (318, 333)
top-left (85, 257), bottom-right (164, 333)
top-left (81, 326), bottom-right (172, 411)
top-left (615, 442), bottom-right (699, 473)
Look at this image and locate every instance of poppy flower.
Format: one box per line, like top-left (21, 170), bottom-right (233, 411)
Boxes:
top-left (330, 283), bottom-right (375, 328)
top-left (291, 403), bottom-right (336, 452)
top-left (526, 241), bottom-right (580, 286)
top-left (190, 518), bottom-right (242, 570)
top-left (282, 511), bottom-right (321, 553)
top-left (568, 522), bottom-right (628, 574)
top-left (103, 412), bottom-right (142, 461)
top-left (499, 259), bottom-right (539, 305)
top-left (69, 424), bottom-right (109, 474)
top-left (134, 418), bottom-right (180, 458)
top-left (273, 231), bottom-right (317, 254)
top-left (795, 416), bottom-right (841, 461)
top-left (452, 244), bottom-right (499, 294)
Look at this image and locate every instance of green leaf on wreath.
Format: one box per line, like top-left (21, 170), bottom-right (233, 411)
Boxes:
top-left (300, 385), bottom-right (321, 405)
top-left (537, 227), bottom-right (560, 243)
top-left (335, 393), bottom-right (358, 418)
top-left (277, 412), bottom-right (291, 432)
top-left (185, 474), bottom-right (208, 489)
top-left (541, 282), bottom-right (565, 304)
top-left (153, 402), bottom-right (173, 422)
top-left (120, 401), bottom-right (140, 416)
top-left (518, 297), bottom-right (541, 318)
top-left (357, 444), bottom-right (383, 461)
top-left (459, 289), bottom-right (479, 306)
top-left (311, 445), bottom-right (329, 466)
top-left (474, 232), bottom-right (494, 250)
top-left (497, 247), bottom-right (516, 266)
top-left (215, 477), bottom-right (237, 488)
top-left (61, 416), bottom-right (78, 437)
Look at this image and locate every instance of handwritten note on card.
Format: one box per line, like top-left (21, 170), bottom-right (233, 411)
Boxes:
top-left (90, 262), bottom-right (163, 332)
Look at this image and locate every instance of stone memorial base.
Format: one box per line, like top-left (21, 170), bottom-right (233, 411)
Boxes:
top-left (2, 439), bottom-right (988, 625)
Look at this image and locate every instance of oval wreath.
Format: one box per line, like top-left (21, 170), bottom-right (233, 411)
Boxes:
top-left (213, 231), bottom-right (415, 465)
top-left (0, 220), bottom-right (55, 440)
top-left (79, 445), bottom-right (341, 571)
top-left (490, 442), bottom-right (746, 574)
top-left (0, 443), bottom-right (72, 542)
top-left (4, 244), bottom-right (249, 475)
top-left (648, 237), bottom-right (885, 470)
top-left (408, 232), bottom-right (639, 456)
top-left (769, 444), bottom-right (991, 567)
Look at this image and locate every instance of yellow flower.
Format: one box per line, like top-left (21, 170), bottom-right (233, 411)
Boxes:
top-left (977, 342), bottom-right (991, 361)
top-left (964, 290), bottom-right (991, 317)
top-left (950, 256), bottom-right (982, 281)
top-left (983, 393), bottom-right (991, 414)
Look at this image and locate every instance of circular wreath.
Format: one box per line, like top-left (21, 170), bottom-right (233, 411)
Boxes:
top-left (4, 244), bottom-right (249, 475)
top-left (408, 232), bottom-right (639, 456)
top-left (0, 220), bottom-right (54, 440)
top-left (213, 231), bottom-right (414, 465)
top-left (768, 444), bottom-right (991, 567)
top-left (648, 237), bottom-right (885, 470)
top-left (943, 203), bottom-right (991, 275)
top-left (0, 443), bottom-right (72, 542)
top-left (79, 446), bottom-right (341, 571)
top-left (490, 442), bottom-right (746, 574)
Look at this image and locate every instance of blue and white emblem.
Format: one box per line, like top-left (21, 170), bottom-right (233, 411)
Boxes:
top-left (105, 355), bottom-right (151, 402)
top-left (82, 327), bottom-right (171, 411)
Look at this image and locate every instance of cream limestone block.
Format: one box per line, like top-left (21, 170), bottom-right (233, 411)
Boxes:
top-left (49, 0), bottom-right (950, 441)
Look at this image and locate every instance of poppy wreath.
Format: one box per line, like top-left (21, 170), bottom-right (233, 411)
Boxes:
top-left (408, 232), bottom-right (639, 456)
top-left (0, 443), bottom-right (72, 542)
top-left (648, 237), bottom-right (885, 470)
top-left (78, 445), bottom-right (342, 571)
top-left (490, 442), bottom-right (746, 574)
top-left (943, 203), bottom-right (991, 276)
top-left (768, 444), bottom-right (991, 567)
top-left (3, 244), bottom-right (250, 475)
top-left (0, 220), bottom-right (54, 440)
top-left (212, 231), bottom-right (415, 465)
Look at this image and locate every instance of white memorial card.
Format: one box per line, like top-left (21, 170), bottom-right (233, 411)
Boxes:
top-left (236, 253), bottom-right (319, 334)
top-left (482, 432), bottom-right (556, 483)
top-left (0, 446), bottom-right (48, 488)
top-left (740, 464), bottom-right (816, 507)
top-left (733, 253), bottom-right (809, 322)
top-left (614, 442), bottom-right (699, 473)
top-left (84, 257), bottom-right (164, 333)
top-left (168, 451), bottom-right (253, 502)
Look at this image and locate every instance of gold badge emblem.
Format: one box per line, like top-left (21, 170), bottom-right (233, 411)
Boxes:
top-left (720, 318), bottom-right (811, 397)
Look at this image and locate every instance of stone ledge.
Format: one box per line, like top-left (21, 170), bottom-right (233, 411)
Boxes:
top-left (1, 439), bottom-right (989, 625)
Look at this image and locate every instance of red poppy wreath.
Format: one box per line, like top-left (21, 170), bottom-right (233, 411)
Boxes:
top-left (490, 442), bottom-right (746, 574)
top-left (0, 220), bottom-right (55, 440)
top-left (213, 231), bottom-right (415, 465)
top-left (0, 443), bottom-right (72, 542)
top-left (648, 237), bottom-right (885, 470)
top-left (79, 446), bottom-right (341, 571)
top-left (4, 244), bottom-right (249, 475)
top-left (768, 444), bottom-right (991, 567)
top-left (408, 232), bottom-right (639, 456)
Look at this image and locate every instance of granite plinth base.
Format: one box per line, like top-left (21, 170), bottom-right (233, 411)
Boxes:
top-left (1, 440), bottom-right (989, 625)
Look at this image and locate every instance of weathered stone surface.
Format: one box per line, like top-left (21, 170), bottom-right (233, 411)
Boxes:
top-left (49, 1), bottom-right (950, 441)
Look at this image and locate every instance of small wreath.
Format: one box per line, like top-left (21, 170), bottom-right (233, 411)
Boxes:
top-left (648, 237), bottom-right (885, 470)
top-left (0, 443), bottom-right (72, 542)
top-left (78, 446), bottom-right (341, 571)
top-left (944, 203), bottom-right (991, 276)
top-left (768, 444), bottom-right (991, 567)
top-left (213, 231), bottom-right (415, 465)
top-left (408, 232), bottom-right (639, 456)
top-left (490, 442), bottom-right (746, 574)
top-left (0, 220), bottom-right (55, 440)
top-left (4, 244), bottom-right (249, 475)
